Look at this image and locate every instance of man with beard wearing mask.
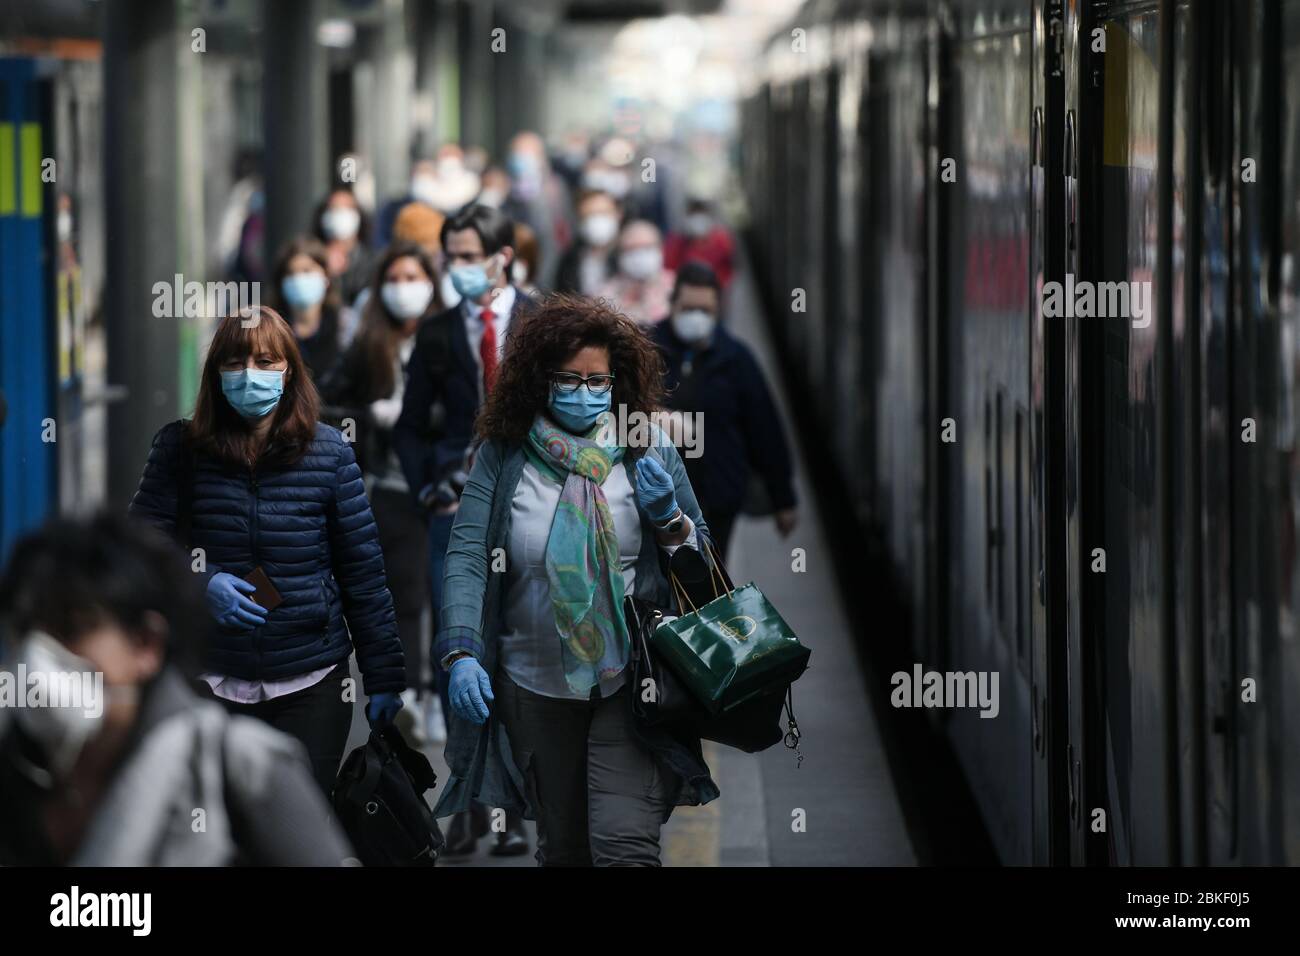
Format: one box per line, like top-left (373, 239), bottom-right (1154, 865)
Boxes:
top-left (393, 203), bottom-right (532, 859)
top-left (0, 513), bottom-right (353, 865)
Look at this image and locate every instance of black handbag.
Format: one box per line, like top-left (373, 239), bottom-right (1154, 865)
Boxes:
top-left (332, 724), bottom-right (445, 867)
top-left (625, 595), bottom-right (703, 727)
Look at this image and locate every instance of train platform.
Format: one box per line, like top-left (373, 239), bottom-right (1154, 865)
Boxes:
top-left (344, 256), bottom-right (915, 867)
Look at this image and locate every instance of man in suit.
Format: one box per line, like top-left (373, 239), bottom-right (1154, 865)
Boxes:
top-left (394, 203), bottom-right (531, 858)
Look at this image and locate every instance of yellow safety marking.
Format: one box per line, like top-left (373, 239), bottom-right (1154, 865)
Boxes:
top-left (20, 122), bottom-right (42, 218)
top-left (0, 123), bottom-right (14, 214)
top-left (663, 741), bottom-right (721, 866)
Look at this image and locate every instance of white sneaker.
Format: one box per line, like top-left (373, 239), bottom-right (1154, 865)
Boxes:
top-left (427, 694), bottom-right (447, 743)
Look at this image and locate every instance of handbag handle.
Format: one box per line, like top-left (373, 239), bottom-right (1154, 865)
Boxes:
top-left (666, 529), bottom-right (735, 614)
top-left (669, 572), bottom-right (701, 616)
top-left (701, 535), bottom-right (734, 600)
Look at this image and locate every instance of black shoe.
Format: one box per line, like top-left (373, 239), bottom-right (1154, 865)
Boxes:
top-left (490, 812), bottom-right (529, 856)
top-left (471, 802), bottom-right (490, 839)
top-left (443, 811), bottom-right (479, 857)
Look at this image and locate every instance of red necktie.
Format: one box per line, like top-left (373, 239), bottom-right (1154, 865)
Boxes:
top-left (480, 304), bottom-right (498, 395)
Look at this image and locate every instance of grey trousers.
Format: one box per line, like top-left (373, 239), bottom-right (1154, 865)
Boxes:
top-left (495, 672), bottom-right (673, 866)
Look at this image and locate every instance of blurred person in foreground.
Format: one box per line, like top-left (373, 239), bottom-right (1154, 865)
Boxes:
top-left (553, 188), bottom-right (622, 296)
top-left (597, 219), bottom-right (675, 326)
top-left (268, 237), bottom-right (354, 382)
top-left (320, 242), bottom-right (442, 745)
top-left (394, 203), bottom-right (531, 858)
top-left (0, 512), bottom-right (352, 865)
top-left (434, 294), bottom-right (719, 866)
top-left (650, 261), bottom-right (798, 557)
top-left (127, 308), bottom-right (406, 796)
top-left (664, 197), bottom-right (735, 288)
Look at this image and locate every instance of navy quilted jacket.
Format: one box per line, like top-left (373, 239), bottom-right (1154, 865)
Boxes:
top-left (127, 420), bottom-right (405, 695)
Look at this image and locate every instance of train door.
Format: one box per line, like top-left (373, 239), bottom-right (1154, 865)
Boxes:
top-left (942, 4), bottom-right (1035, 865)
top-left (1075, 0), bottom-right (1191, 864)
top-left (0, 57), bottom-right (57, 561)
top-left (1272, 0), bottom-right (1300, 866)
top-left (1229, 0), bottom-right (1286, 865)
top-left (1032, 0), bottom-right (1072, 866)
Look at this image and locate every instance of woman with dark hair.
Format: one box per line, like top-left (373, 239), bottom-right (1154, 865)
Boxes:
top-left (268, 236), bottom-right (352, 382)
top-left (433, 293), bottom-right (720, 866)
top-left (312, 186), bottom-right (373, 306)
top-left (319, 242), bottom-right (439, 740)
top-left (127, 306), bottom-right (406, 795)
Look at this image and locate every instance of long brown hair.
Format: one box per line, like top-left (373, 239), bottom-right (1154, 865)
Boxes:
top-left (189, 307), bottom-right (321, 467)
top-left (476, 293), bottom-right (666, 451)
top-left (353, 242), bottom-right (439, 400)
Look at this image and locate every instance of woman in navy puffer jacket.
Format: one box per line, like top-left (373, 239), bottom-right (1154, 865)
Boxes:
top-left (129, 308), bottom-right (405, 794)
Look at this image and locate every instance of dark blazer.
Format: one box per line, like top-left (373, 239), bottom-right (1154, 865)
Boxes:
top-left (392, 289), bottom-right (531, 502)
top-left (650, 319), bottom-right (797, 516)
top-left (127, 420), bottom-right (404, 694)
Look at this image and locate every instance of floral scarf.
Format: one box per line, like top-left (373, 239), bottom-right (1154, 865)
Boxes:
top-left (523, 412), bottom-right (629, 694)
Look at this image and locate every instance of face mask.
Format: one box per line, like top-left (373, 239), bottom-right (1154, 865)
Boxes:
top-left (439, 273), bottom-right (463, 309)
top-left (11, 631), bottom-right (107, 778)
top-left (506, 152), bottom-right (539, 178)
top-left (321, 206), bottom-right (361, 241)
top-left (684, 213), bottom-right (712, 238)
top-left (549, 384), bottom-right (613, 435)
top-left (57, 210), bottom-right (73, 243)
top-left (672, 308), bottom-right (716, 343)
top-left (449, 254), bottom-right (500, 301)
top-left (477, 188), bottom-right (506, 209)
top-left (220, 368), bottom-right (285, 420)
top-left (381, 280), bottom-right (435, 321)
top-left (410, 175), bottom-right (439, 206)
top-left (619, 247), bottom-right (662, 281)
top-left (281, 271), bottom-right (327, 310)
top-left (512, 260), bottom-right (529, 285)
top-left (581, 213), bottom-right (620, 247)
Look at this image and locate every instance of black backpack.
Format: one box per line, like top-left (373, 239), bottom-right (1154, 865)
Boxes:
top-left (332, 725), bottom-right (445, 867)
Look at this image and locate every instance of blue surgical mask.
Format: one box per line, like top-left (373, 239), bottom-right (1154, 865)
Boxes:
top-left (281, 272), bottom-right (327, 310)
top-left (221, 368), bottom-right (285, 420)
top-left (549, 384), bottom-right (612, 434)
top-left (450, 254), bottom-right (499, 300)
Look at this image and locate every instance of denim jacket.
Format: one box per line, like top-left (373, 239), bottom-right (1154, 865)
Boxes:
top-left (431, 426), bottom-right (721, 819)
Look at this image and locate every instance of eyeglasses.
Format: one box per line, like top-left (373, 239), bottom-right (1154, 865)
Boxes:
top-left (550, 371), bottom-right (616, 394)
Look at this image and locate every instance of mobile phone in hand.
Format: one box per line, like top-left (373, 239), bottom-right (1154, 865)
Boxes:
top-left (242, 566), bottom-right (284, 612)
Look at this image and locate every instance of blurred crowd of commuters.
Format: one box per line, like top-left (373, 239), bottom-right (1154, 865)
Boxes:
top-left (0, 128), bottom-right (798, 867)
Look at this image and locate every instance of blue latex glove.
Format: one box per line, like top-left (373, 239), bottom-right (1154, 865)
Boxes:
top-left (635, 457), bottom-right (678, 523)
top-left (449, 657), bottom-right (494, 725)
top-left (206, 572), bottom-right (267, 630)
top-left (366, 692), bottom-right (403, 728)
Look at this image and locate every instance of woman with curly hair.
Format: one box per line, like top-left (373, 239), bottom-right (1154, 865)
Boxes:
top-left (432, 293), bottom-right (720, 866)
